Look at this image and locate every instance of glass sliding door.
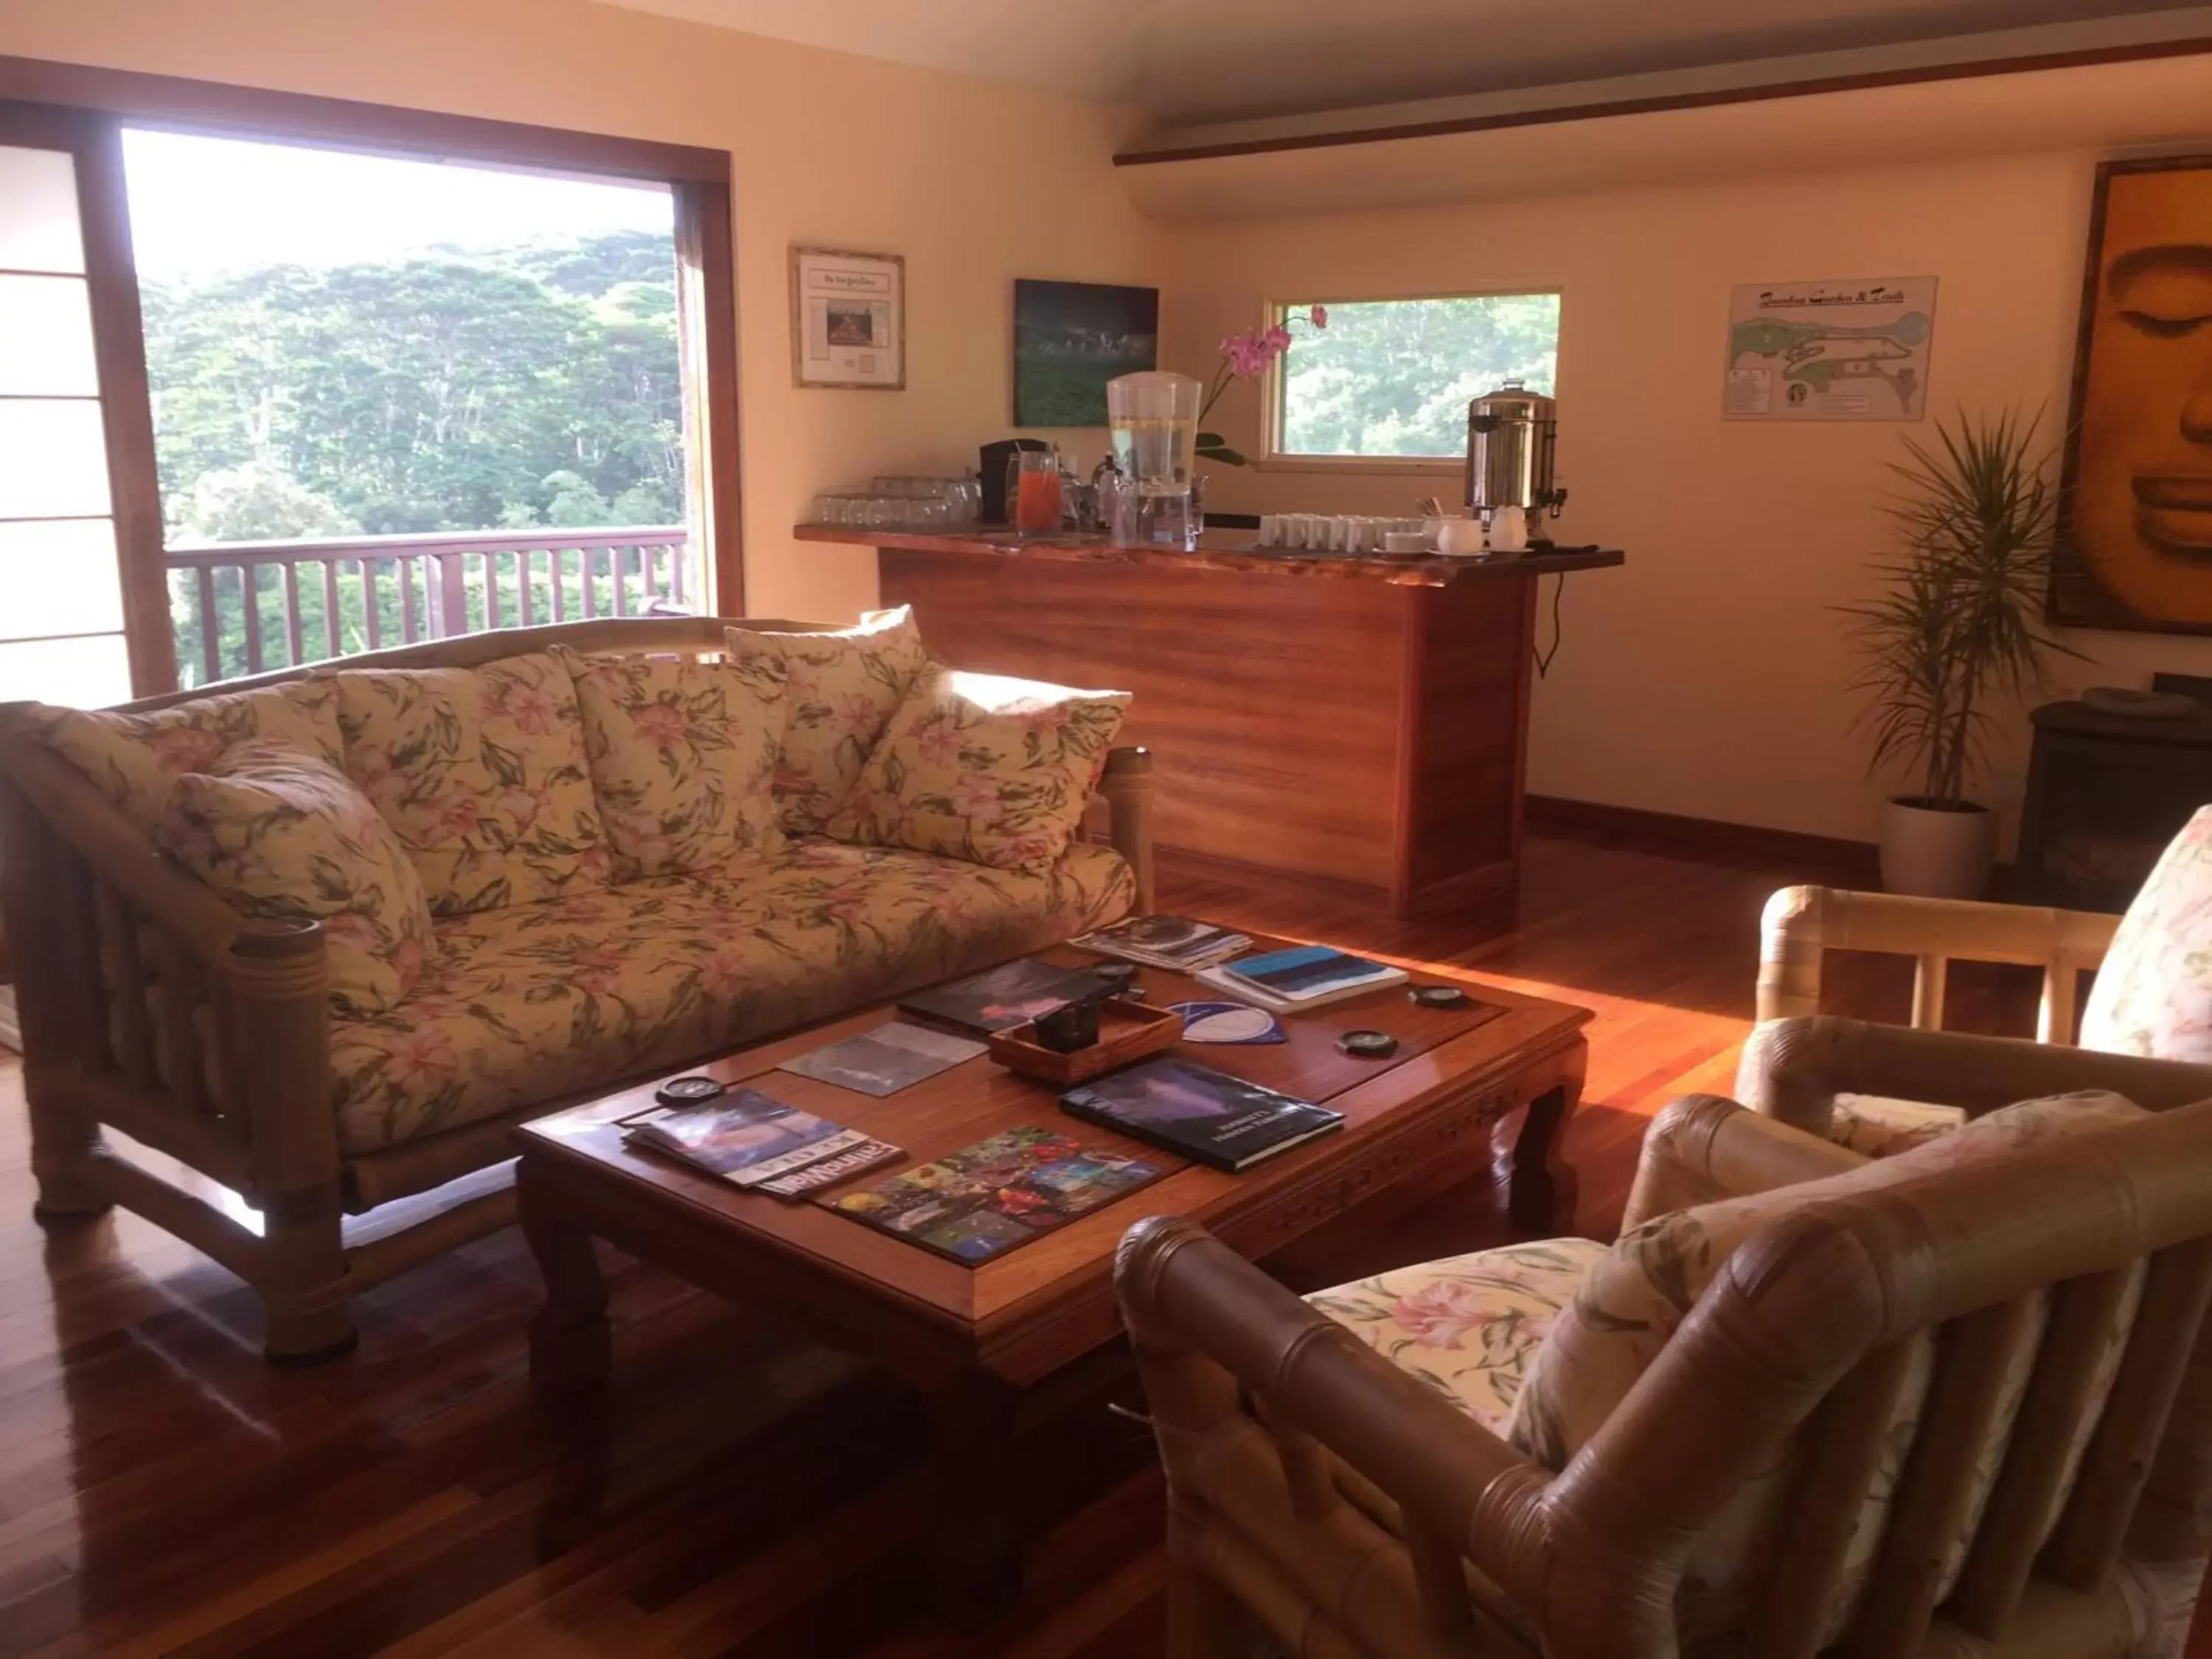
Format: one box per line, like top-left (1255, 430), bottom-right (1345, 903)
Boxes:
top-left (0, 105), bottom-right (170, 707)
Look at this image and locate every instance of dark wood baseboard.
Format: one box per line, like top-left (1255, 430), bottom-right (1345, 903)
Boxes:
top-left (1525, 794), bottom-right (1882, 885)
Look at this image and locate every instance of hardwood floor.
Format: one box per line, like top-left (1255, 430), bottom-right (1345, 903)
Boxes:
top-left (0, 829), bottom-right (2185, 1657)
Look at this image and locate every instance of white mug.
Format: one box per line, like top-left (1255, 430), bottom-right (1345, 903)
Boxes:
top-left (1437, 517), bottom-right (1488, 557)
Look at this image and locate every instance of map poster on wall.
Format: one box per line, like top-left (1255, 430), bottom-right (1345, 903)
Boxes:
top-left (1722, 276), bottom-right (1937, 421)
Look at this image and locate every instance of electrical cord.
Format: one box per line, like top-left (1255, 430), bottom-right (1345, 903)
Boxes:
top-left (1533, 572), bottom-right (1566, 678)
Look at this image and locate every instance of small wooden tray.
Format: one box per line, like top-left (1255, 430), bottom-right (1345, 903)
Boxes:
top-left (987, 998), bottom-right (1186, 1086)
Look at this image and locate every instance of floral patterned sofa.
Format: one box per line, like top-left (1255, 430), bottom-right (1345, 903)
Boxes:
top-left (0, 613), bottom-right (1152, 1360)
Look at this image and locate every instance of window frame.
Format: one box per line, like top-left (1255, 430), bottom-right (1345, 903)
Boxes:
top-left (1259, 285), bottom-right (1565, 473)
top-left (0, 55), bottom-right (743, 695)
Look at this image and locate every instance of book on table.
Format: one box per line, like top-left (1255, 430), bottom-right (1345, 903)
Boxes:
top-left (624, 1086), bottom-right (898, 1194)
top-left (1060, 1057), bottom-right (1344, 1172)
top-left (1071, 914), bottom-right (1251, 972)
top-left (897, 957), bottom-right (1116, 1036)
top-left (1193, 945), bottom-right (1409, 1013)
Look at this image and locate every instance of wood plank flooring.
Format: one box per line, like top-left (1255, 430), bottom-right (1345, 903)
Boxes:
top-left (0, 829), bottom-right (2188, 1657)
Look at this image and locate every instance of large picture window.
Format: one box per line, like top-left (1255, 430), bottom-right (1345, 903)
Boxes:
top-left (1271, 292), bottom-right (1561, 462)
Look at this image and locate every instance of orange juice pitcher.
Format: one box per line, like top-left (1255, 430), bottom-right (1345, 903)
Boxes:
top-left (1011, 449), bottom-right (1062, 534)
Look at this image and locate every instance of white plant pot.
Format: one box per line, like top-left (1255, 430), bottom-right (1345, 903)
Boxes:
top-left (1879, 796), bottom-right (1997, 899)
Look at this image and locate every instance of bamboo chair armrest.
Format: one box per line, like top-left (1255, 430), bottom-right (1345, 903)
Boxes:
top-left (1738, 1017), bottom-right (2212, 1132)
top-left (0, 729), bottom-right (262, 970)
top-left (1096, 745), bottom-right (1155, 914)
top-left (1620, 1093), bottom-right (1865, 1230)
top-left (1758, 883), bottom-right (2119, 1026)
top-left (1116, 1216), bottom-right (1553, 1607)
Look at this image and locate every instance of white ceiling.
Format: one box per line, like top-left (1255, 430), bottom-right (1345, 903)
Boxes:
top-left (599, 0), bottom-right (2211, 125)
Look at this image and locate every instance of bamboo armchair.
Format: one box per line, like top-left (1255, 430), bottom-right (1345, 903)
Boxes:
top-left (0, 616), bottom-right (1158, 1361)
top-left (1117, 1094), bottom-right (2212, 1659)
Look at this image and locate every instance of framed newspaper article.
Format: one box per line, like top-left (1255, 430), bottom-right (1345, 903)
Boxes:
top-left (790, 246), bottom-right (905, 391)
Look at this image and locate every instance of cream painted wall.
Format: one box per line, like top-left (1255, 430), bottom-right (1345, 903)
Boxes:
top-left (1165, 150), bottom-right (2212, 849)
top-left (0, 0), bottom-right (1166, 623)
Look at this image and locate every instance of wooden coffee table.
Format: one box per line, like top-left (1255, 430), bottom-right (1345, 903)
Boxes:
top-left (514, 940), bottom-right (1591, 1620)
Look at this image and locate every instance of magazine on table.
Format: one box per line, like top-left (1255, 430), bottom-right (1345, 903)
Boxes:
top-left (624, 1087), bottom-right (875, 1189)
top-left (1194, 945), bottom-right (1408, 1013)
top-left (779, 1020), bottom-right (986, 1096)
top-left (822, 1125), bottom-right (1161, 1264)
top-left (1071, 914), bottom-right (1251, 972)
top-left (1060, 1057), bottom-right (1343, 1172)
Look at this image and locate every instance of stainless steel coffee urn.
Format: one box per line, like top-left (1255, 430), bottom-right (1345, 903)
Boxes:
top-left (1464, 380), bottom-right (1567, 521)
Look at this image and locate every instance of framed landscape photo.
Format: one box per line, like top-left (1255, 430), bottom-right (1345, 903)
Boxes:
top-left (2054, 156), bottom-right (2212, 633)
top-left (790, 246), bottom-right (905, 390)
top-left (1013, 279), bottom-right (1158, 426)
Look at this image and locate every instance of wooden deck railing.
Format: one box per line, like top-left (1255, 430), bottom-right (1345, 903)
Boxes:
top-left (165, 526), bottom-right (693, 686)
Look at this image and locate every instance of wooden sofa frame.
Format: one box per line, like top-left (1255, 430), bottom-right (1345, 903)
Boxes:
top-left (0, 616), bottom-right (1158, 1362)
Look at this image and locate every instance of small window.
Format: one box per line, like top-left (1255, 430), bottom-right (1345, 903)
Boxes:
top-left (1272, 293), bottom-right (1561, 462)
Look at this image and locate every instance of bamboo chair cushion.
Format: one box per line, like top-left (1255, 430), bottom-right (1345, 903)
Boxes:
top-left (554, 646), bottom-right (790, 880)
top-left (1306, 1237), bottom-right (1610, 1435)
top-left (2081, 804), bottom-right (2212, 1060)
top-left (824, 666), bottom-right (1133, 873)
top-left (153, 738), bottom-right (435, 1017)
top-left (1511, 1091), bottom-right (2147, 1643)
top-left (326, 837), bottom-right (1136, 1152)
top-left (331, 650), bottom-right (609, 917)
top-left (722, 607), bottom-right (928, 838)
top-left (28, 676), bottom-right (344, 827)
top-left (1823, 1091), bottom-right (1968, 1156)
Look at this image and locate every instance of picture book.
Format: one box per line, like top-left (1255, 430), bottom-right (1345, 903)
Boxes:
top-left (898, 959), bottom-right (1113, 1036)
top-left (1061, 1057), bottom-right (1343, 1172)
top-left (625, 1088), bottom-right (869, 1187)
top-left (779, 1020), bottom-right (987, 1096)
top-left (822, 1125), bottom-right (1162, 1265)
top-left (1072, 915), bottom-right (1251, 972)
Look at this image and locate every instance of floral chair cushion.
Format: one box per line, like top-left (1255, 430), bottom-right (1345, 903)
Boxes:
top-left (723, 608), bottom-right (929, 837)
top-left (1509, 1091), bottom-right (2146, 1644)
top-left (1307, 1238), bottom-right (1609, 1438)
top-left (824, 666), bottom-right (1131, 872)
top-left (153, 739), bottom-right (436, 1017)
top-left (2080, 804), bottom-right (2212, 1059)
top-left (31, 678), bottom-right (344, 827)
top-left (334, 651), bottom-right (608, 916)
top-left (330, 836), bottom-right (1135, 1152)
top-left (556, 647), bottom-right (787, 880)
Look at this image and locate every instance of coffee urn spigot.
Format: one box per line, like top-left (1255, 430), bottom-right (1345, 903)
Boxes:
top-left (1465, 380), bottom-right (1568, 520)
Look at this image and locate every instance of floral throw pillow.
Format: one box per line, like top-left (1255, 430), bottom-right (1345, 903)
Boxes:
top-left (722, 607), bottom-right (928, 835)
top-left (335, 650), bottom-right (609, 916)
top-left (2079, 804), bottom-right (2212, 1059)
top-left (557, 647), bottom-right (787, 880)
top-left (156, 739), bottom-right (435, 1016)
top-left (824, 665), bottom-right (1131, 871)
top-left (32, 678), bottom-right (345, 828)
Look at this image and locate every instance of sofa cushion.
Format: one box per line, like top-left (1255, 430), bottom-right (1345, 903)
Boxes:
top-left (334, 650), bottom-right (608, 917)
top-left (2080, 804), bottom-right (2212, 1059)
top-left (824, 666), bottom-right (1131, 872)
top-left (1307, 1238), bottom-right (1608, 1439)
top-left (1509, 1091), bottom-right (2146, 1642)
top-left (32, 678), bottom-right (344, 827)
top-left (154, 739), bottom-right (435, 1016)
top-left (556, 647), bottom-right (787, 879)
top-left (330, 837), bottom-right (1136, 1152)
top-left (723, 608), bottom-right (928, 836)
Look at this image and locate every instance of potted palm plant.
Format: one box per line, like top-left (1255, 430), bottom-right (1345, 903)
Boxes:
top-left (1841, 408), bottom-right (2079, 898)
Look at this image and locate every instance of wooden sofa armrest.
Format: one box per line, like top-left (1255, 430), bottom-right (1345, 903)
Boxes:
top-left (1116, 1217), bottom-right (1552, 1617)
top-left (1737, 1016), bottom-right (2212, 1134)
top-left (1096, 745), bottom-right (1155, 914)
top-left (1619, 1093), bottom-right (1865, 1231)
top-left (1759, 883), bottom-right (2119, 1040)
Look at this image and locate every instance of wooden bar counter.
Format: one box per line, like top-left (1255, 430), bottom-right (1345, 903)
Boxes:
top-left (793, 525), bottom-right (1624, 919)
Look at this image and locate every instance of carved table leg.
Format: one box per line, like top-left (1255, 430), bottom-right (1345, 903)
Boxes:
top-left (1505, 1043), bottom-right (1586, 1234)
top-left (521, 1164), bottom-right (611, 1398)
top-left (927, 1366), bottom-right (1023, 1629)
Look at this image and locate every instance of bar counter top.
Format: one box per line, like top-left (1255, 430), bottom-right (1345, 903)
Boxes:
top-left (792, 524), bottom-right (1624, 588)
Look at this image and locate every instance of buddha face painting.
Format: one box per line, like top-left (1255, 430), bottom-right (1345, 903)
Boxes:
top-left (2062, 160), bottom-right (2212, 632)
